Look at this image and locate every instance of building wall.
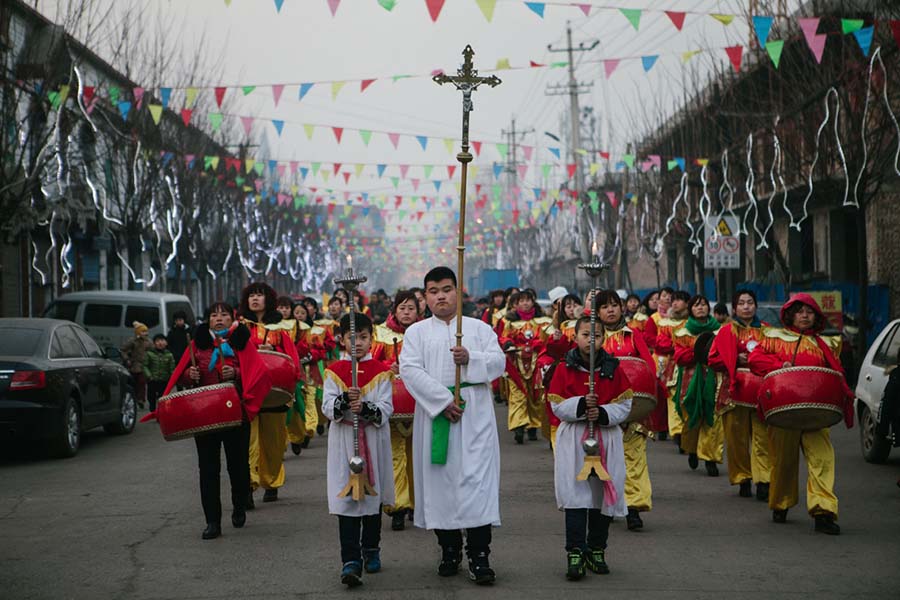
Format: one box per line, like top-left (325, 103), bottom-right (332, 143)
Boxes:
top-left (867, 190), bottom-right (900, 319)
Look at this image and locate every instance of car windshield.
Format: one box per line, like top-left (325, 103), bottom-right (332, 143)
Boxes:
top-left (0, 327), bottom-right (44, 356)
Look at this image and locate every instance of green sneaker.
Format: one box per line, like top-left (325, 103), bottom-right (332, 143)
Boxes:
top-left (565, 550), bottom-right (586, 581)
top-left (585, 548), bottom-right (610, 574)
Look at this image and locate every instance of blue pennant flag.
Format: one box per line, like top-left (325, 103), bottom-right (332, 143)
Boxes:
top-left (853, 26), bottom-right (874, 56)
top-left (641, 55), bottom-right (659, 72)
top-left (268, 159), bottom-right (278, 172)
top-left (433, 180), bottom-right (441, 192)
top-left (299, 167), bottom-right (309, 179)
top-left (492, 163), bottom-right (503, 178)
top-left (298, 83), bottom-right (314, 100)
top-left (272, 120), bottom-right (284, 136)
top-left (376, 164), bottom-right (387, 177)
top-left (159, 87), bottom-right (171, 108)
top-left (533, 188), bottom-right (541, 199)
top-left (117, 101), bottom-right (131, 120)
top-left (362, 207), bottom-right (370, 216)
top-left (416, 135), bottom-right (428, 150)
top-left (549, 147), bottom-right (561, 159)
top-left (752, 16), bottom-right (774, 48)
top-left (525, 2), bottom-right (545, 17)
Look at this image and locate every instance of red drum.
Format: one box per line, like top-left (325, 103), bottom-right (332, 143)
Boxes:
top-left (258, 350), bottom-right (297, 408)
top-left (390, 378), bottom-right (416, 422)
top-left (732, 368), bottom-right (763, 409)
top-left (759, 366), bottom-right (844, 430)
top-left (156, 383), bottom-right (243, 441)
top-left (617, 356), bottom-right (658, 421)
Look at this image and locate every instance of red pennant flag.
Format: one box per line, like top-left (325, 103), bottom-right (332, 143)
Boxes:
top-left (529, 60), bottom-right (545, 67)
top-left (891, 20), bottom-right (900, 49)
top-left (725, 45), bottom-right (743, 72)
top-left (599, 151), bottom-right (610, 160)
top-left (512, 209), bottom-right (520, 222)
top-left (82, 86), bottom-right (95, 104)
top-left (327, 204), bottom-right (335, 215)
top-left (665, 11), bottom-right (685, 31)
top-left (333, 163), bottom-right (342, 174)
top-left (447, 165), bottom-right (457, 179)
top-left (342, 172), bottom-right (351, 184)
top-left (472, 141), bottom-right (482, 155)
top-left (214, 87), bottom-right (226, 107)
top-left (566, 164), bottom-right (577, 178)
top-left (332, 127), bottom-right (344, 143)
top-left (388, 132), bottom-right (401, 148)
top-left (360, 79), bottom-right (375, 92)
top-left (181, 109), bottom-right (192, 126)
top-left (425, 0), bottom-right (445, 22)
top-left (395, 196), bottom-right (402, 208)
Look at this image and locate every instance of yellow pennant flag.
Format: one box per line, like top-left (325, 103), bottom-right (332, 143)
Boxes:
top-left (148, 104), bottom-right (163, 125)
top-left (331, 81), bottom-right (346, 100)
top-left (589, 162), bottom-right (600, 176)
top-left (551, 189), bottom-right (560, 199)
top-left (303, 124), bottom-right (315, 140)
top-left (185, 87), bottom-right (199, 108)
top-left (682, 50), bottom-right (702, 63)
top-left (245, 158), bottom-right (256, 173)
top-left (469, 165), bottom-right (479, 179)
top-left (355, 164), bottom-right (364, 177)
top-left (475, 0), bottom-right (496, 21)
top-left (495, 58), bottom-right (511, 70)
top-left (711, 14), bottom-right (734, 25)
top-left (58, 84), bottom-right (70, 105)
top-left (444, 138), bottom-right (455, 153)
top-left (290, 185), bottom-right (299, 194)
top-left (575, 148), bottom-right (588, 156)
top-left (696, 158), bottom-right (709, 166)
top-left (321, 170), bottom-right (330, 182)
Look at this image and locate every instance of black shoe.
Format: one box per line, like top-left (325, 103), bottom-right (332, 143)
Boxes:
top-left (290, 442), bottom-right (302, 455)
top-left (527, 428), bottom-right (538, 441)
top-left (585, 548), bottom-right (610, 574)
top-left (247, 488), bottom-right (255, 510)
top-left (565, 549), bottom-right (585, 581)
top-left (391, 510), bottom-right (406, 531)
top-left (626, 508), bottom-right (644, 531)
top-left (231, 508), bottom-right (246, 528)
top-left (201, 523), bottom-right (221, 540)
top-left (657, 431), bottom-right (668, 441)
top-left (739, 480), bottom-right (753, 497)
top-left (301, 435), bottom-right (311, 449)
top-left (494, 393), bottom-right (503, 404)
top-left (688, 453), bottom-right (699, 470)
top-left (773, 509), bottom-right (788, 523)
top-left (316, 424), bottom-right (325, 435)
top-left (514, 427), bottom-right (525, 445)
top-left (673, 433), bottom-right (682, 453)
top-left (438, 546), bottom-right (462, 577)
top-left (705, 461), bottom-right (719, 477)
top-left (814, 515), bottom-right (841, 535)
top-left (467, 551), bottom-right (495, 585)
top-left (263, 488), bottom-right (278, 502)
top-left (408, 509), bottom-right (414, 522)
top-left (756, 482), bottom-right (770, 502)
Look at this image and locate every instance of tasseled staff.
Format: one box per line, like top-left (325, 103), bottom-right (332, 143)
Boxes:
top-left (577, 247), bottom-right (612, 481)
top-left (335, 255), bottom-right (376, 500)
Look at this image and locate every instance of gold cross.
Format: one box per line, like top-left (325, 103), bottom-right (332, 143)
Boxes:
top-left (433, 45), bottom-right (502, 152)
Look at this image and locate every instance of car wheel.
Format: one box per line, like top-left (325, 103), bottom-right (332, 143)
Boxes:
top-left (104, 389), bottom-right (136, 435)
top-left (52, 396), bottom-right (81, 458)
top-left (860, 404), bottom-right (891, 464)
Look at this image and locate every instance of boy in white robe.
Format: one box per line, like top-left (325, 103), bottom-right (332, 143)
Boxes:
top-left (547, 316), bottom-right (633, 580)
top-left (322, 313), bottom-right (394, 588)
top-left (400, 266), bottom-right (506, 585)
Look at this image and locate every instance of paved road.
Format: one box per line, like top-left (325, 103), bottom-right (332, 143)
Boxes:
top-left (2, 406), bottom-right (899, 600)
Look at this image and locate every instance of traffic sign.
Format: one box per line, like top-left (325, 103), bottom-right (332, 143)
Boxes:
top-left (704, 216), bottom-right (740, 269)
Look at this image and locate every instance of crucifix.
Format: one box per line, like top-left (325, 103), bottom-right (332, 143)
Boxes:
top-left (434, 45), bottom-right (501, 407)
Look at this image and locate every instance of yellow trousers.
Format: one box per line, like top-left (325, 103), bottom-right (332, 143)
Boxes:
top-left (722, 406), bottom-right (770, 485)
top-left (507, 382), bottom-right (542, 431)
top-left (768, 426), bottom-right (838, 517)
top-left (550, 424), bottom-right (558, 451)
top-left (623, 426), bottom-right (652, 511)
top-left (249, 412), bottom-right (287, 490)
top-left (386, 420), bottom-right (414, 513)
top-left (304, 384), bottom-right (319, 437)
top-left (680, 412), bottom-right (724, 463)
top-left (667, 384), bottom-right (684, 435)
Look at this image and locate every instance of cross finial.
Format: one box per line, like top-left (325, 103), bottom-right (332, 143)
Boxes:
top-left (434, 45), bottom-right (501, 151)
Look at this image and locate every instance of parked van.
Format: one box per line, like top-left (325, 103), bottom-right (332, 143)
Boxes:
top-left (42, 291), bottom-right (195, 350)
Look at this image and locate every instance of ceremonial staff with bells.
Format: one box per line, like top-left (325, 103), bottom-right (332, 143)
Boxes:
top-left (433, 45), bottom-right (501, 407)
top-left (334, 257), bottom-right (376, 501)
top-left (576, 255), bottom-right (612, 481)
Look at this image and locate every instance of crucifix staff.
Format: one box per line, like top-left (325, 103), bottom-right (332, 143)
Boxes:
top-left (434, 45), bottom-right (501, 407)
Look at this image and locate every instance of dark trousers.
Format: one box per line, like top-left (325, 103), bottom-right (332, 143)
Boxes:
top-left (195, 421), bottom-right (250, 525)
top-left (133, 372), bottom-right (147, 406)
top-left (564, 509), bottom-right (612, 552)
top-left (435, 524), bottom-right (492, 558)
top-left (147, 380), bottom-right (166, 412)
top-left (338, 512), bottom-right (382, 564)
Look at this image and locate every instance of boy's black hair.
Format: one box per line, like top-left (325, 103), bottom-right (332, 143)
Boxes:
top-left (153, 333), bottom-right (167, 342)
top-left (660, 286), bottom-right (675, 296)
top-left (204, 301), bottom-right (235, 323)
top-left (732, 289), bottom-right (758, 310)
top-left (173, 310), bottom-right (187, 321)
top-left (340, 312), bottom-right (373, 336)
top-left (276, 295), bottom-right (293, 308)
top-left (672, 290), bottom-right (691, 303)
top-left (574, 315), bottom-right (599, 334)
top-left (328, 296), bottom-right (343, 307)
top-left (713, 302), bottom-right (730, 316)
top-left (423, 266), bottom-right (457, 288)
top-left (688, 295), bottom-right (710, 313)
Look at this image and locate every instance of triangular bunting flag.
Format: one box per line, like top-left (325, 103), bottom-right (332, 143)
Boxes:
top-left (299, 83), bottom-right (314, 100)
top-left (272, 119), bottom-right (285, 136)
top-left (665, 11), bottom-right (685, 31)
top-left (444, 138), bottom-right (455, 153)
top-left (132, 87), bottom-right (144, 109)
top-left (575, 4), bottom-right (591, 17)
top-left (360, 79), bottom-right (375, 92)
top-left (425, 0), bottom-right (445, 22)
top-left (304, 124), bottom-right (315, 139)
top-left (274, 0), bottom-right (284, 12)
top-left (682, 49), bottom-right (701, 63)
top-left (185, 87), bottom-right (198, 108)
top-left (766, 40), bottom-right (784, 68)
top-left (798, 17), bottom-right (820, 45)
top-left (641, 55), bottom-right (658, 72)
top-left (416, 135), bottom-right (428, 150)
top-left (711, 14), bottom-right (734, 25)
top-left (604, 59), bottom-right (620, 79)
top-left (853, 26), bottom-right (874, 56)
top-left (327, 0), bottom-right (340, 16)
top-left (475, 0), bottom-right (496, 21)
top-left (472, 141), bottom-right (482, 155)
top-left (388, 132), bottom-right (401, 148)
top-left (496, 58), bottom-right (511, 70)
top-left (117, 101), bottom-right (131, 120)
top-left (525, 2), bottom-right (545, 18)
top-left (752, 16), bottom-right (774, 48)
top-left (241, 116), bottom-right (254, 136)
top-left (496, 143), bottom-right (508, 158)
top-left (808, 34), bottom-right (826, 64)
top-left (209, 112), bottom-right (224, 131)
top-left (332, 127), bottom-right (344, 143)
top-left (331, 81), bottom-right (345, 100)
top-left (549, 147), bottom-right (560, 159)
top-left (148, 104), bottom-right (163, 125)
top-left (159, 87), bottom-right (171, 108)
top-left (377, 164), bottom-right (387, 177)
top-left (620, 8), bottom-right (641, 31)
top-left (271, 84), bottom-right (284, 106)
top-left (378, 0), bottom-right (397, 10)
top-left (214, 86), bottom-right (226, 107)
top-left (725, 46), bottom-right (743, 72)
top-left (841, 18), bottom-right (864, 34)
top-left (181, 108), bottom-right (192, 126)
top-left (359, 130), bottom-right (372, 145)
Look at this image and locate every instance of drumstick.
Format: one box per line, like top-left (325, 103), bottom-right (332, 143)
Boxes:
top-left (392, 337), bottom-right (400, 380)
top-left (187, 333), bottom-right (198, 388)
top-left (790, 336), bottom-right (803, 366)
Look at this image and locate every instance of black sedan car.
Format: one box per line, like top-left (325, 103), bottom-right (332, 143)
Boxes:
top-left (0, 318), bottom-right (136, 457)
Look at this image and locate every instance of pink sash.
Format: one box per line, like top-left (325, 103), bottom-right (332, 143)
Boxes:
top-left (579, 423), bottom-right (618, 505)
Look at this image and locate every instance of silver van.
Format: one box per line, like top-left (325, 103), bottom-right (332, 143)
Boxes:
top-left (42, 291), bottom-right (195, 350)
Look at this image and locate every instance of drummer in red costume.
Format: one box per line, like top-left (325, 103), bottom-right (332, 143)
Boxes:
top-left (708, 289), bottom-right (771, 500)
top-left (167, 301), bottom-right (271, 540)
top-left (495, 289), bottom-right (555, 444)
top-left (240, 282), bottom-right (301, 506)
top-left (655, 290), bottom-right (689, 446)
top-left (370, 290), bottom-right (419, 531)
top-left (748, 293), bottom-right (852, 534)
top-left (593, 290), bottom-right (659, 531)
top-left (540, 293), bottom-right (583, 448)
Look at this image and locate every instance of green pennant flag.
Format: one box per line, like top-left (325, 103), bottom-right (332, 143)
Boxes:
top-left (841, 18), bottom-right (864, 34)
top-left (242, 85), bottom-right (256, 95)
top-left (492, 184), bottom-right (502, 200)
top-left (208, 112), bottom-right (223, 131)
top-left (541, 164), bottom-right (551, 179)
top-left (311, 162), bottom-right (321, 175)
top-left (48, 91), bottom-right (61, 109)
top-left (550, 61), bottom-right (568, 68)
top-left (359, 130), bottom-right (373, 145)
top-left (378, 0), bottom-right (397, 10)
top-left (423, 165), bottom-right (433, 178)
top-left (496, 143), bottom-right (508, 159)
top-left (622, 154), bottom-right (635, 168)
top-left (766, 40), bottom-right (784, 68)
top-left (254, 162), bottom-right (265, 176)
top-left (391, 176), bottom-right (400, 188)
top-left (620, 8), bottom-right (641, 30)
top-left (235, 176), bottom-right (245, 186)
top-left (148, 104), bottom-right (163, 125)
top-left (108, 86), bottom-right (120, 105)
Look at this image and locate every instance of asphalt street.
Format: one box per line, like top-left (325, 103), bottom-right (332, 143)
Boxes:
top-left (1, 405), bottom-right (899, 600)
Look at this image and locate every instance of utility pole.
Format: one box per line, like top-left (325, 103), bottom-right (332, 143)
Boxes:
top-left (501, 117), bottom-right (535, 200)
top-left (546, 22), bottom-right (598, 262)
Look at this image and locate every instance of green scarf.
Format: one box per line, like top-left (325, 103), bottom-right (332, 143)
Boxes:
top-left (431, 382), bottom-right (475, 465)
top-left (674, 316), bottom-right (720, 426)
